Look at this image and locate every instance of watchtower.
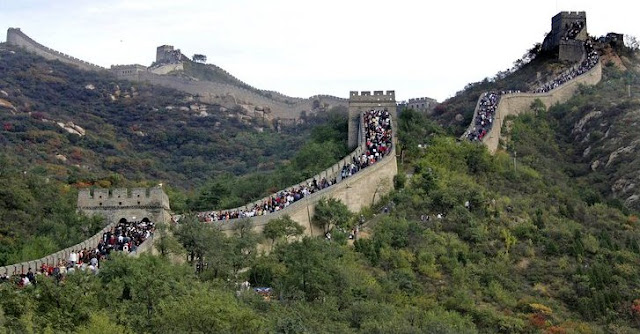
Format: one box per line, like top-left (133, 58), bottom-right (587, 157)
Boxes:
top-left (77, 186), bottom-right (171, 225)
top-left (542, 11), bottom-right (588, 61)
top-left (156, 45), bottom-right (183, 64)
top-left (348, 90), bottom-right (396, 149)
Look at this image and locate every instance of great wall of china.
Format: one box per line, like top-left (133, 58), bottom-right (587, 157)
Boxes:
top-left (0, 89), bottom-right (397, 276)
top-left (482, 63), bottom-right (601, 153)
top-left (5, 28), bottom-right (347, 120)
top-left (0, 11), bottom-right (609, 275)
top-left (463, 11), bottom-right (603, 154)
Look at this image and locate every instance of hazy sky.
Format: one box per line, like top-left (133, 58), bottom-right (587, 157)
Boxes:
top-left (1, 0), bottom-right (639, 101)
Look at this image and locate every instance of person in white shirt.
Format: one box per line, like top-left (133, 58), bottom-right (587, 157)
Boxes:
top-left (69, 251), bottom-right (77, 266)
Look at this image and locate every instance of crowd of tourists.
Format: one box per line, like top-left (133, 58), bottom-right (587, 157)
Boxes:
top-left (197, 109), bottom-right (393, 223)
top-left (1, 219), bottom-right (155, 286)
top-left (197, 180), bottom-right (335, 222)
top-left (564, 21), bottom-right (585, 40)
top-left (341, 109), bottom-right (393, 179)
top-left (468, 40), bottom-right (599, 142)
top-left (467, 92), bottom-right (500, 141)
top-left (533, 43), bottom-right (599, 93)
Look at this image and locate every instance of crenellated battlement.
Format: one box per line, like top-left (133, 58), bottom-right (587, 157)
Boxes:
top-left (349, 90), bottom-right (396, 101)
top-left (407, 97), bottom-right (437, 103)
top-left (348, 90), bottom-right (397, 149)
top-left (405, 96), bottom-right (438, 113)
top-left (6, 28), bottom-right (106, 72)
top-left (111, 64), bottom-right (148, 79)
top-left (77, 186), bottom-right (169, 210)
top-left (543, 11), bottom-right (588, 56)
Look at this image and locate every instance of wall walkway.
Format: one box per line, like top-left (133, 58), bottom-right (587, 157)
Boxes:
top-left (463, 60), bottom-right (602, 154)
top-left (1, 111), bottom-right (397, 274)
top-left (6, 28), bottom-right (105, 72)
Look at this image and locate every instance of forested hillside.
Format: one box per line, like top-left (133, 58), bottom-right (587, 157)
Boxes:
top-left (1, 105), bottom-right (639, 332)
top-left (434, 40), bottom-right (640, 213)
top-left (0, 43), bottom-right (349, 264)
top-left (0, 43), bottom-right (337, 190)
top-left (1, 29), bottom-right (640, 333)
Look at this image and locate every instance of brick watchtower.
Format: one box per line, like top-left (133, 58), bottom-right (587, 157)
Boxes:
top-left (542, 11), bottom-right (588, 62)
top-left (348, 90), bottom-right (396, 149)
top-left (77, 186), bottom-right (171, 225)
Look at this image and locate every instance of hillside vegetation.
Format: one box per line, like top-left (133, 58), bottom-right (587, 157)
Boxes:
top-left (0, 43), bottom-right (348, 264)
top-left (1, 105), bottom-right (639, 333)
top-left (0, 43), bottom-right (335, 191)
top-left (0, 34), bottom-right (640, 333)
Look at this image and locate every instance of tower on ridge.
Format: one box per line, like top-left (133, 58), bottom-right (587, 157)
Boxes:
top-left (542, 11), bottom-right (588, 62)
top-left (155, 45), bottom-right (184, 64)
top-left (348, 91), bottom-right (396, 150)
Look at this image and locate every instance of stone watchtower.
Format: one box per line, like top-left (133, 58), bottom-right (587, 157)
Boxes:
top-left (348, 91), bottom-right (397, 149)
top-left (542, 11), bottom-right (588, 62)
top-left (156, 45), bottom-right (183, 64)
top-left (77, 186), bottom-right (171, 225)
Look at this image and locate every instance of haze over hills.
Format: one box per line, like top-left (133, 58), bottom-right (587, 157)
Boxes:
top-left (5, 27), bottom-right (352, 122)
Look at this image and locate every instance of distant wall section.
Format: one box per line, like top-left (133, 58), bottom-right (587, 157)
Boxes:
top-left (482, 61), bottom-right (602, 153)
top-left (6, 28), bottom-right (106, 72)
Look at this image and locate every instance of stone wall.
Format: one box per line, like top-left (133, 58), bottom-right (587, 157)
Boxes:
top-left (126, 71), bottom-right (347, 119)
top-left (348, 91), bottom-right (397, 149)
top-left (544, 11), bottom-right (587, 51)
top-left (5, 28), bottom-right (348, 119)
top-left (481, 60), bottom-right (602, 153)
top-left (559, 40), bottom-right (586, 63)
top-left (195, 109), bottom-right (396, 237)
top-left (0, 219), bottom-right (119, 276)
top-left (1, 109), bottom-right (397, 272)
top-left (6, 28), bottom-right (105, 72)
top-left (215, 144), bottom-right (398, 237)
top-left (77, 186), bottom-right (172, 226)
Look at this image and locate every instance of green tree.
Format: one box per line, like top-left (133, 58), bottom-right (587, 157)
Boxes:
top-left (312, 198), bottom-right (352, 234)
top-left (263, 215), bottom-right (304, 248)
top-left (153, 286), bottom-right (266, 333)
top-left (275, 237), bottom-right (343, 302)
top-left (76, 312), bottom-right (132, 334)
top-left (153, 222), bottom-right (184, 258)
top-left (173, 214), bottom-right (212, 266)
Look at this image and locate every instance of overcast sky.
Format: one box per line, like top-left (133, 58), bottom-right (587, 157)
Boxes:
top-left (1, 0), bottom-right (639, 102)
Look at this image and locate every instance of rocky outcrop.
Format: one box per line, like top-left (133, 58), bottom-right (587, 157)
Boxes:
top-left (0, 98), bottom-right (17, 113)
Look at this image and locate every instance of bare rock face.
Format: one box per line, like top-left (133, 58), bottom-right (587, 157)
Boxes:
top-left (56, 121), bottom-right (86, 136)
top-left (570, 101), bottom-right (640, 212)
top-left (572, 110), bottom-right (602, 134)
top-left (0, 98), bottom-right (16, 112)
top-left (605, 140), bottom-right (639, 168)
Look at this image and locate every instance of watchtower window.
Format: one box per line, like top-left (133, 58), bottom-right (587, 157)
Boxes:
top-left (119, 202), bottom-right (122, 206)
top-left (99, 202), bottom-right (102, 206)
top-left (98, 195), bottom-right (102, 199)
top-left (137, 201), bottom-right (141, 205)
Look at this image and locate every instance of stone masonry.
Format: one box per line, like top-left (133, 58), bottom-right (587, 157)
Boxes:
top-left (77, 186), bottom-right (172, 226)
top-left (348, 91), bottom-right (397, 150)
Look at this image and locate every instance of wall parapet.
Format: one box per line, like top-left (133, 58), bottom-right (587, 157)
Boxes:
top-left (6, 28), bottom-right (106, 72)
top-left (472, 60), bottom-right (602, 153)
top-left (191, 111), bottom-right (396, 234)
top-left (0, 219), bottom-right (120, 277)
